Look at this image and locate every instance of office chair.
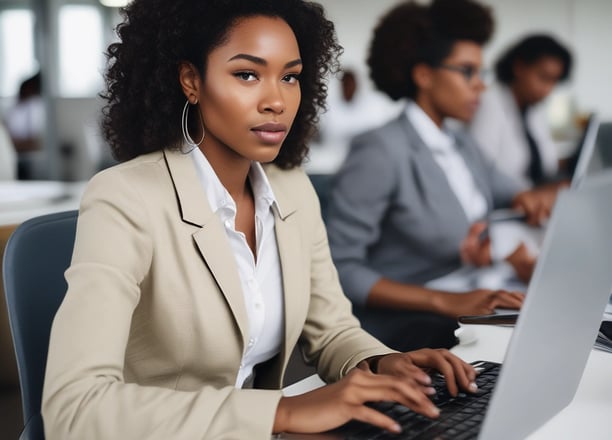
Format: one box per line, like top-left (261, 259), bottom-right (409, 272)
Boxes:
top-left (3, 210), bottom-right (79, 440)
top-left (307, 173), bottom-right (335, 222)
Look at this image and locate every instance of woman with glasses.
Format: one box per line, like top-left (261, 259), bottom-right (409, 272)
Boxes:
top-left (326, 0), bottom-right (555, 352)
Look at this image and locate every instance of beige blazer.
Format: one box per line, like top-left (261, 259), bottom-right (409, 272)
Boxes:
top-left (42, 148), bottom-right (392, 440)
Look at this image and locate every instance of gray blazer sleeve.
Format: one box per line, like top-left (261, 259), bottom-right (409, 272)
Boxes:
top-left (326, 132), bottom-right (397, 306)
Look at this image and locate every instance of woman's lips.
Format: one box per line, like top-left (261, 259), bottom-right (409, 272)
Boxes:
top-left (251, 122), bottom-right (287, 144)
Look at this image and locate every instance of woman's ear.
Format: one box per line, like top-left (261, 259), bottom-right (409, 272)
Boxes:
top-left (178, 62), bottom-right (201, 103)
top-left (412, 63), bottom-right (434, 91)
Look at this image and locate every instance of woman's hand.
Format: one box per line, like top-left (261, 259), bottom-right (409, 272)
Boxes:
top-left (273, 361), bottom-right (438, 435)
top-left (433, 289), bottom-right (525, 318)
top-left (505, 243), bottom-right (536, 283)
top-left (376, 349), bottom-right (477, 398)
top-left (460, 222), bottom-right (537, 283)
top-left (273, 349), bottom-right (480, 435)
top-left (460, 222), bottom-right (491, 267)
top-left (512, 181), bottom-right (567, 225)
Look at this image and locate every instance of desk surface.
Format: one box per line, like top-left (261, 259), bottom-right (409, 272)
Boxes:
top-left (0, 181), bottom-right (85, 226)
top-left (283, 324), bottom-right (612, 439)
top-left (0, 181), bottom-right (85, 388)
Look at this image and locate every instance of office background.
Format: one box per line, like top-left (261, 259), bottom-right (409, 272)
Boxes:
top-left (321, 0), bottom-right (612, 121)
top-left (0, 0), bottom-right (611, 438)
top-left (0, 0), bottom-right (611, 183)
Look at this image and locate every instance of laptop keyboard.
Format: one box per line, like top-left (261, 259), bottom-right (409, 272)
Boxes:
top-left (342, 360), bottom-right (501, 440)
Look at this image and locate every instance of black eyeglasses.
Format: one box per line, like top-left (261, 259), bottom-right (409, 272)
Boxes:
top-left (437, 64), bottom-right (490, 84)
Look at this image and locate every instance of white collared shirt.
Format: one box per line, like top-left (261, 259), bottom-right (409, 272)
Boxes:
top-left (190, 148), bottom-right (284, 388)
top-left (406, 101), bottom-right (488, 223)
top-left (469, 83), bottom-right (559, 189)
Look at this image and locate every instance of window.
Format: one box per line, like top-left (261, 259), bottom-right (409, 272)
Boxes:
top-left (58, 4), bottom-right (104, 97)
top-left (0, 9), bottom-right (37, 97)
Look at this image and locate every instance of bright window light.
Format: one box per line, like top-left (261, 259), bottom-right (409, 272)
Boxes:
top-left (0, 10), bottom-right (37, 97)
top-left (58, 5), bottom-right (104, 97)
top-left (99, 0), bottom-right (130, 7)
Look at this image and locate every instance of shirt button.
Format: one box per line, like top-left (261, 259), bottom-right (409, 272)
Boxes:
top-left (224, 219), bottom-right (232, 228)
top-left (248, 338), bottom-right (254, 347)
top-left (254, 302), bottom-right (262, 309)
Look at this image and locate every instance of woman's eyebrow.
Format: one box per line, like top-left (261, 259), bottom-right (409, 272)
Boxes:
top-left (228, 53), bottom-right (302, 68)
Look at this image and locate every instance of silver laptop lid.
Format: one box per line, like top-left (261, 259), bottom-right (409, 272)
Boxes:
top-left (479, 170), bottom-right (612, 439)
top-left (571, 113), bottom-right (600, 189)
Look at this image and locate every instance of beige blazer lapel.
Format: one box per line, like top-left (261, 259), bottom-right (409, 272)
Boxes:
top-left (163, 149), bottom-right (249, 350)
top-left (265, 165), bottom-right (309, 361)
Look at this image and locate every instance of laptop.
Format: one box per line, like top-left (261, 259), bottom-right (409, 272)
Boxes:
top-left (569, 112), bottom-right (600, 189)
top-left (279, 171), bottom-right (612, 440)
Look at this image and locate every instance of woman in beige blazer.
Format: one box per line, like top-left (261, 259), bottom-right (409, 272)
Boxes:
top-left (42, 1), bottom-right (478, 438)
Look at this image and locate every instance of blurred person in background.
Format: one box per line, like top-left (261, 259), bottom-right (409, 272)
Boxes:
top-left (4, 71), bottom-right (45, 180)
top-left (469, 34), bottom-right (573, 189)
top-left (327, 0), bottom-right (560, 352)
top-left (315, 68), bottom-right (400, 156)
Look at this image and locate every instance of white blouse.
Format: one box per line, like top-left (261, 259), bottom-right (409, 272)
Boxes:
top-left (190, 147), bottom-right (284, 388)
top-left (406, 101), bottom-right (488, 223)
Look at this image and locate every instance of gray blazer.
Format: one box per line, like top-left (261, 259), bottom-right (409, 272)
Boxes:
top-left (326, 113), bottom-right (521, 306)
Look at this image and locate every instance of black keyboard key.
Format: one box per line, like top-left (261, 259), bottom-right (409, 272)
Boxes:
top-left (347, 361), bottom-right (501, 439)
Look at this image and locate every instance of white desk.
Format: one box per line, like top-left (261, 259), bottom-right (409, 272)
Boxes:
top-left (453, 325), bottom-right (612, 439)
top-left (303, 143), bottom-right (349, 175)
top-left (0, 180), bottom-right (86, 387)
top-left (0, 181), bottom-right (85, 226)
top-left (283, 324), bottom-right (612, 439)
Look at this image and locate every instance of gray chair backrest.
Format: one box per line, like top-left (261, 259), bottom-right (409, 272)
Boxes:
top-left (3, 210), bottom-right (78, 440)
top-left (307, 173), bottom-right (335, 222)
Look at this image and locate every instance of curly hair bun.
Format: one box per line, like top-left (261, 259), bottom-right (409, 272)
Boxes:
top-left (429, 0), bottom-right (494, 44)
top-left (368, 0), bottom-right (494, 101)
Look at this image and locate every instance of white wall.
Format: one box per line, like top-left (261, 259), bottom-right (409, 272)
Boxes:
top-left (317, 0), bottom-right (612, 121)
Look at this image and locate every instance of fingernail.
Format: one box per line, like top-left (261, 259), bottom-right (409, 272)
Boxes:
top-left (469, 382), bottom-right (478, 392)
top-left (431, 407), bottom-right (440, 417)
top-left (425, 386), bottom-right (436, 395)
top-left (390, 423), bottom-right (402, 433)
top-left (422, 375), bottom-right (432, 385)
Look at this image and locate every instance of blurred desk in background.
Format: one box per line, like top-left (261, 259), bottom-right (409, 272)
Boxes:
top-left (0, 180), bottom-right (85, 388)
top-left (304, 142), bottom-right (348, 175)
top-left (0, 181), bottom-right (86, 226)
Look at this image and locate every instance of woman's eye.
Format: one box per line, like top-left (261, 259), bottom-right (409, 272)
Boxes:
top-left (283, 73), bottom-right (301, 84)
top-left (235, 72), bottom-right (257, 81)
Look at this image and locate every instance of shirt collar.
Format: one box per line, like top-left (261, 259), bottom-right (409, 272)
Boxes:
top-left (249, 160), bottom-right (281, 218)
top-left (189, 146), bottom-right (280, 217)
top-left (405, 100), bottom-right (455, 154)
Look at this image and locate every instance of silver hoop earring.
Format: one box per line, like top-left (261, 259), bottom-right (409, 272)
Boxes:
top-left (181, 99), bottom-right (205, 147)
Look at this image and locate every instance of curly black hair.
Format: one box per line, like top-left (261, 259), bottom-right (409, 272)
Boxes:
top-left (101, 0), bottom-right (341, 168)
top-left (368, 0), bottom-right (494, 101)
top-left (495, 34), bottom-right (572, 85)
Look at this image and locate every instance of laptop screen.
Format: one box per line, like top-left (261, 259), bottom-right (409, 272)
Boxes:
top-left (569, 113), bottom-right (600, 189)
